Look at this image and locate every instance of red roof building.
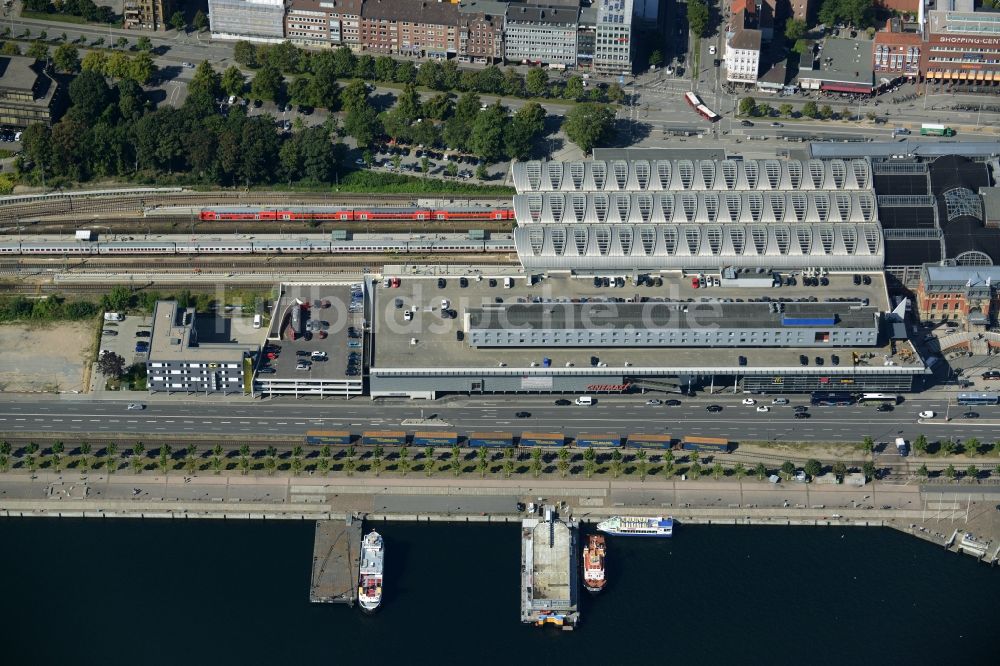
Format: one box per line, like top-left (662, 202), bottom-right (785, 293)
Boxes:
top-left (872, 18), bottom-right (921, 82)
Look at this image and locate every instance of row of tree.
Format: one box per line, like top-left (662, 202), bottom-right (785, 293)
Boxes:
top-left (23, 0), bottom-right (115, 24)
top-left (0, 295), bottom-right (98, 322)
top-left (232, 41), bottom-right (625, 105)
top-left (817, 0), bottom-right (879, 31)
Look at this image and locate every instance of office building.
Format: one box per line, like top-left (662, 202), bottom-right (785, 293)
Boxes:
top-left (284, 0), bottom-right (362, 48)
top-left (146, 300), bottom-right (259, 395)
top-left (504, 4), bottom-right (579, 67)
top-left (209, 0), bottom-right (287, 42)
top-left (0, 56), bottom-right (62, 128)
top-left (593, 0), bottom-right (633, 74)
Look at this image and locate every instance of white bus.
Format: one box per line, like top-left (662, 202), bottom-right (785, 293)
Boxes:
top-left (858, 393), bottom-right (900, 404)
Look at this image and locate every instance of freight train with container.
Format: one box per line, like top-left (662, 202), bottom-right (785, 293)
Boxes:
top-left (304, 430), bottom-right (733, 452)
top-left (197, 207), bottom-right (516, 222)
top-left (0, 238), bottom-right (516, 256)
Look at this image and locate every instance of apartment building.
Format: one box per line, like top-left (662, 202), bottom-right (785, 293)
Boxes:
top-left (458, 0), bottom-right (507, 63)
top-left (724, 27), bottom-right (762, 84)
top-left (593, 0), bottom-right (633, 74)
top-left (504, 4), bottom-right (579, 67)
top-left (209, 0), bottom-right (287, 42)
top-left (360, 0), bottom-right (460, 59)
top-left (123, 0), bottom-right (175, 31)
top-left (285, 0), bottom-right (362, 48)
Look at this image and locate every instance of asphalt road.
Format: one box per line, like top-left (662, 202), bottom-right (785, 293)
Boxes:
top-left (0, 394), bottom-right (997, 443)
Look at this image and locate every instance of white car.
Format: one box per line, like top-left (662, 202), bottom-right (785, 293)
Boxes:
top-left (311, 351), bottom-right (328, 360)
top-left (126, 403), bottom-right (145, 410)
top-left (742, 398), bottom-right (756, 406)
top-left (709, 45), bottom-right (717, 55)
top-left (919, 410), bottom-right (935, 419)
top-left (756, 405), bottom-right (770, 413)
top-left (645, 399), bottom-right (662, 406)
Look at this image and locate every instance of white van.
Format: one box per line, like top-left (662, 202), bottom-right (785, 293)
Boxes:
top-left (103, 312), bottom-right (124, 322)
top-left (503, 277), bottom-right (513, 288)
top-left (253, 314), bottom-right (262, 329)
top-left (574, 396), bottom-right (593, 406)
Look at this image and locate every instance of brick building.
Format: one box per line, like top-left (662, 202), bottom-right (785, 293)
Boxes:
top-left (360, 0), bottom-right (460, 58)
top-left (873, 17), bottom-right (921, 82)
top-left (458, 0), bottom-right (507, 63)
top-left (925, 4), bottom-right (1000, 86)
top-left (284, 0), bottom-right (362, 48)
top-left (916, 264), bottom-right (1000, 327)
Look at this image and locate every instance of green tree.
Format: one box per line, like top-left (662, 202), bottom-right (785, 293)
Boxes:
top-left (583, 447), bottom-right (597, 478)
top-left (756, 103), bottom-right (773, 117)
top-left (372, 445), bottom-right (384, 477)
top-left (27, 41), bottom-right (48, 61)
top-left (451, 445), bottom-right (463, 477)
top-left (423, 446), bottom-right (435, 476)
top-left (52, 43), bottom-right (79, 73)
top-left (913, 434), bottom-right (928, 455)
top-left (158, 443), bottom-right (172, 474)
top-left (0, 454), bottom-right (8, 473)
top-left (738, 96), bottom-right (757, 116)
top-left (193, 10), bottom-right (209, 31)
top-left (785, 18), bottom-right (806, 42)
top-left (832, 461), bottom-right (848, 480)
top-left (106, 443), bottom-right (118, 473)
top-left (185, 444), bottom-right (199, 473)
top-left (917, 463), bottom-right (929, 479)
top-left (712, 462), bottom-right (725, 479)
top-left (687, 0), bottom-right (710, 38)
top-left (754, 462), bottom-right (767, 480)
top-left (563, 75), bottom-right (585, 101)
top-left (862, 436), bottom-right (874, 456)
top-left (233, 41), bottom-right (258, 68)
top-left (221, 66), bottom-right (246, 98)
top-left (862, 460), bottom-right (876, 481)
top-left (802, 101), bottom-right (819, 118)
top-left (525, 68), bottom-right (548, 98)
top-left (266, 445), bottom-right (278, 476)
top-left (649, 49), bottom-right (664, 68)
top-left (610, 448), bottom-right (623, 478)
top-left (96, 352), bottom-right (127, 379)
top-left (944, 463), bottom-right (957, 481)
top-left (190, 61), bottom-right (221, 100)
top-left (469, 102), bottom-right (508, 163)
top-left (170, 11), bottom-right (187, 33)
top-left (251, 63), bottom-right (283, 102)
top-left (476, 447), bottom-right (489, 478)
top-left (506, 101), bottom-right (546, 161)
top-left (558, 446), bottom-right (570, 478)
top-left (779, 103), bottom-right (793, 117)
top-left (635, 449), bottom-right (648, 481)
top-left (804, 459), bottom-right (822, 478)
top-left (531, 447), bottom-right (543, 478)
top-left (79, 442), bottom-right (91, 471)
top-left (689, 461), bottom-right (702, 479)
top-left (733, 462), bottom-right (747, 479)
top-left (943, 438), bottom-right (960, 455)
top-left (965, 464), bottom-right (979, 482)
top-left (965, 438), bottom-right (981, 456)
top-left (819, 105), bottom-right (834, 120)
top-left (127, 52), bottom-right (156, 85)
top-left (344, 98), bottom-right (381, 148)
top-left (398, 446), bottom-right (410, 476)
top-left (137, 36), bottom-right (152, 51)
top-left (563, 103), bottom-right (614, 155)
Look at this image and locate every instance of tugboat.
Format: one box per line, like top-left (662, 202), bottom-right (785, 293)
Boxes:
top-left (358, 531), bottom-right (384, 613)
top-left (582, 534), bottom-right (607, 593)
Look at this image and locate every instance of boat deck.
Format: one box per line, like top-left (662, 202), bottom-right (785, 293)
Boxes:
top-left (520, 509), bottom-right (579, 628)
top-left (309, 516), bottom-right (363, 605)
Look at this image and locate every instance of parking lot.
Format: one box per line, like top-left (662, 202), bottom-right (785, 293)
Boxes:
top-left (94, 314), bottom-right (152, 393)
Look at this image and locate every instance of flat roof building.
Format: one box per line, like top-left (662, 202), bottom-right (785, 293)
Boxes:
top-left (146, 300), bottom-right (260, 394)
top-left (925, 4), bottom-right (1000, 86)
top-left (124, 0), bottom-right (175, 31)
top-left (209, 0), bottom-right (287, 42)
top-left (285, 0), bottom-right (363, 49)
top-left (593, 0), bottom-right (634, 74)
top-left (797, 37), bottom-right (875, 94)
top-left (504, 4), bottom-right (580, 67)
top-left (0, 56), bottom-right (62, 128)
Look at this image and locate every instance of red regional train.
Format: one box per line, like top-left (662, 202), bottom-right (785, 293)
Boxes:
top-left (199, 208), bottom-right (516, 222)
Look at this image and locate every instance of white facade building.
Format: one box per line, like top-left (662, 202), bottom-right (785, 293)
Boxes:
top-left (725, 28), bottom-right (762, 84)
top-left (209, 0), bottom-right (287, 43)
top-left (593, 0), bottom-right (633, 74)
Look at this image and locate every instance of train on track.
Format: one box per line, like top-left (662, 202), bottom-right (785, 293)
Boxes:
top-left (0, 238), bottom-right (517, 256)
top-left (198, 207), bottom-right (516, 221)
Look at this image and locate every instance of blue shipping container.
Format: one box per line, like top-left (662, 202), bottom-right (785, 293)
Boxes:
top-left (782, 315), bottom-right (836, 327)
top-left (518, 433), bottom-right (565, 447)
top-left (362, 431), bottom-right (407, 446)
top-left (467, 432), bottom-right (513, 448)
top-left (575, 433), bottom-right (622, 448)
top-left (412, 432), bottom-right (458, 447)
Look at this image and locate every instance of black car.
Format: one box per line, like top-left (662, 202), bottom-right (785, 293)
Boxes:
top-left (962, 411), bottom-right (980, 419)
top-left (459, 277), bottom-right (468, 288)
top-left (555, 399), bottom-right (571, 406)
top-left (831, 354), bottom-right (840, 366)
top-left (793, 405), bottom-right (808, 412)
top-left (740, 120), bottom-right (754, 127)
top-left (819, 277), bottom-right (829, 286)
top-left (853, 274), bottom-right (862, 285)
top-left (876, 403), bottom-right (894, 412)
top-left (706, 405), bottom-right (723, 412)
top-left (135, 331), bottom-right (151, 338)
top-left (794, 412), bottom-right (811, 419)
top-left (815, 356), bottom-right (824, 366)
top-left (437, 278), bottom-right (446, 288)
top-left (488, 279), bottom-right (497, 287)
top-left (738, 355), bottom-right (747, 366)
top-left (664, 399), bottom-right (682, 406)
top-left (296, 350), bottom-right (310, 356)
top-left (515, 411), bottom-right (531, 418)
top-left (799, 355), bottom-right (808, 366)
top-left (982, 370), bottom-right (1000, 380)
top-left (862, 275), bottom-right (871, 285)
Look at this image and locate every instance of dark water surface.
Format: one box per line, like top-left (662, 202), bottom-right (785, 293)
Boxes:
top-left (2, 519), bottom-right (998, 665)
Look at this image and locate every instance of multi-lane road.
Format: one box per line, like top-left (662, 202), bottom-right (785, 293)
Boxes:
top-left (0, 394), bottom-right (996, 444)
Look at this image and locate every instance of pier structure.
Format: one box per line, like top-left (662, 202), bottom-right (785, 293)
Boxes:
top-left (309, 515), bottom-right (363, 605)
top-left (520, 506), bottom-right (579, 629)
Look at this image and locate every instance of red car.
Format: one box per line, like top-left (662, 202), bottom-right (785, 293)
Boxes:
top-left (691, 277), bottom-right (699, 289)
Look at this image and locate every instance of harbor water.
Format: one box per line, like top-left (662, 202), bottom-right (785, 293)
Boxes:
top-left (2, 518), bottom-right (998, 665)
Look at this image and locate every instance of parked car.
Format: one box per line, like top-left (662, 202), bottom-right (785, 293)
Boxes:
top-left (102, 329), bottom-right (118, 336)
top-left (296, 361), bottom-right (312, 370)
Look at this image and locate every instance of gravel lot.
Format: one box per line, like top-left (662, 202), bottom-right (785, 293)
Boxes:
top-left (0, 322), bottom-right (94, 393)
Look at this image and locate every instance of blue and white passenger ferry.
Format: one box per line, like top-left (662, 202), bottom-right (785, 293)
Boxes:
top-left (597, 516), bottom-right (673, 537)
